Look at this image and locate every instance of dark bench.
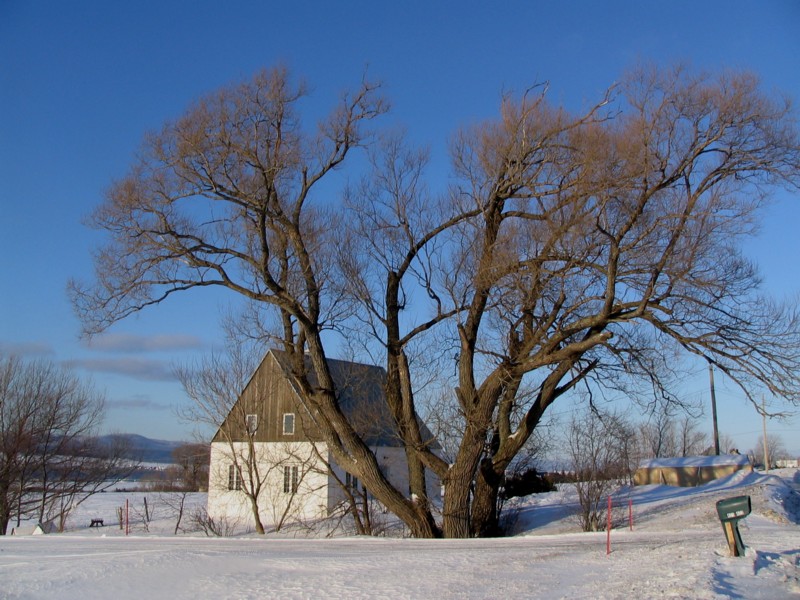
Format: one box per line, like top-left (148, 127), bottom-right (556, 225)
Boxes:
top-left (90, 519), bottom-right (104, 527)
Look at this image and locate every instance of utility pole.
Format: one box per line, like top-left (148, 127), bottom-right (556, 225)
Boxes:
top-left (761, 396), bottom-right (769, 472)
top-left (708, 361), bottom-right (720, 455)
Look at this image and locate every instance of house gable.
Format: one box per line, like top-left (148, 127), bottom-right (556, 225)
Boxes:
top-left (212, 352), bottom-right (310, 444)
top-left (271, 351), bottom-right (403, 447)
top-left (212, 349), bottom-right (439, 449)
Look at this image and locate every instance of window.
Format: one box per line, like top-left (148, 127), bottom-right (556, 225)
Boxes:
top-left (283, 413), bottom-right (295, 435)
top-left (283, 465), bottom-right (299, 494)
top-left (346, 472), bottom-right (359, 493)
top-left (228, 464), bottom-right (243, 491)
top-left (245, 414), bottom-right (258, 434)
top-left (379, 455), bottom-right (390, 480)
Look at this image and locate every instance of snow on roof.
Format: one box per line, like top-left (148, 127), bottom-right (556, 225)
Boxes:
top-left (638, 454), bottom-right (751, 469)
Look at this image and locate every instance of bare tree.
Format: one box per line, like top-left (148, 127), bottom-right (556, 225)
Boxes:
top-left (190, 505), bottom-right (239, 537)
top-left (159, 491), bottom-right (191, 534)
top-left (0, 353), bottom-right (131, 534)
top-left (718, 432), bottom-right (739, 455)
top-left (751, 434), bottom-right (788, 468)
top-left (636, 405), bottom-right (708, 460)
top-left (638, 407), bottom-right (677, 459)
top-left (177, 343), bottom-right (268, 534)
top-left (71, 65), bottom-right (437, 537)
top-left (425, 65), bottom-right (800, 537)
top-left (675, 416), bottom-right (707, 457)
top-left (41, 434), bottom-right (134, 532)
top-left (566, 410), bottom-right (632, 532)
top-left (171, 443), bottom-right (210, 491)
top-left (72, 64), bottom-right (800, 538)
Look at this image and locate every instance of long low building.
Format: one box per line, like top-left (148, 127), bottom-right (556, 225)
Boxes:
top-left (633, 454), bottom-right (752, 487)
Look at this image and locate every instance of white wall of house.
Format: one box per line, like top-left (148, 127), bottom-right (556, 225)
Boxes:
top-left (208, 442), bottom-right (443, 531)
top-left (326, 446), bottom-right (442, 511)
top-left (207, 441), bottom-right (330, 531)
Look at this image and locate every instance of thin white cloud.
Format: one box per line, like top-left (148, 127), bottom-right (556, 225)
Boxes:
top-left (64, 357), bottom-right (177, 382)
top-left (84, 333), bottom-right (205, 353)
top-left (107, 394), bottom-right (172, 411)
top-left (0, 340), bottom-right (55, 357)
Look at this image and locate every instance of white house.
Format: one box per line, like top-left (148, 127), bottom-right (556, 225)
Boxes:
top-left (207, 350), bottom-right (441, 531)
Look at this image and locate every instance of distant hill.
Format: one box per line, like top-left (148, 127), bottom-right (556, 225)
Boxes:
top-left (97, 434), bottom-right (187, 463)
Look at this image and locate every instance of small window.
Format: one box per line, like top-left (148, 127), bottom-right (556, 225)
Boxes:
top-left (246, 414), bottom-right (258, 434)
top-left (283, 413), bottom-right (295, 435)
top-left (346, 472), bottom-right (359, 492)
top-left (283, 465), bottom-right (299, 494)
top-left (228, 464), bottom-right (243, 491)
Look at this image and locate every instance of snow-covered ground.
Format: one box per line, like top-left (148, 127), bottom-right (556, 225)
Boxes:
top-left (2, 470), bottom-right (798, 599)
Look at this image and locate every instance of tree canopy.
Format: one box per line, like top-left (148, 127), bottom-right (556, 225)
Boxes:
top-left (71, 64), bottom-right (800, 538)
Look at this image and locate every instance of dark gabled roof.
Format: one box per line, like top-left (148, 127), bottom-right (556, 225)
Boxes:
top-left (270, 350), bottom-right (438, 449)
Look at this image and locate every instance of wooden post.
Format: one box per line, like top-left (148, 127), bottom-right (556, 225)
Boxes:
top-left (762, 397), bottom-right (770, 472)
top-left (723, 521), bottom-right (738, 557)
top-left (708, 361), bottom-right (720, 455)
top-left (628, 499), bottom-right (633, 531)
top-left (606, 496), bottom-right (612, 555)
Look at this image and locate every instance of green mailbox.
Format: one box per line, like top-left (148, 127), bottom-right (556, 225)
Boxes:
top-left (715, 495), bottom-right (751, 557)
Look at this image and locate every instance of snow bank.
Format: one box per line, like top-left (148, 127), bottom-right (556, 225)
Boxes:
top-left (2, 470), bottom-right (798, 599)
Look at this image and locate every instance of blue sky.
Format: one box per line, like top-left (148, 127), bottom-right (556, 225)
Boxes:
top-left (1, 1), bottom-right (799, 451)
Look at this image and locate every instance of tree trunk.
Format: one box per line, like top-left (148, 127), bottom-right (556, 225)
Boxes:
top-left (399, 369), bottom-right (440, 537)
top-left (405, 510), bottom-right (438, 537)
top-left (0, 481), bottom-right (12, 535)
top-left (300, 331), bottom-right (442, 538)
top-left (384, 278), bottom-right (440, 537)
top-left (0, 497), bottom-right (9, 535)
top-left (470, 458), bottom-right (503, 537)
top-left (360, 457), bottom-right (440, 538)
top-left (441, 424), bottom-right (487, 538)
top-left (441, 465), bottom-right (472, 538)
top-left (248, 495), bottom-right (265, 535)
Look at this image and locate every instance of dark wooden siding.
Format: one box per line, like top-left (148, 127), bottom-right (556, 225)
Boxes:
top-left (212, 353), bottom-right (316, 443)
top-left (212, 350), bottom-right (438, 449)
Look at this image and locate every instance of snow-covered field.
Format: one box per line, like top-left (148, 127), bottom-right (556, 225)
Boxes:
top-left (2, 470), bottom-right (798, 599)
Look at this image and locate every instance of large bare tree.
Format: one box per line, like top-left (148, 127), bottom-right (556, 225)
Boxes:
top-left (341, 65), bottom-right (800, 536)
top-left (438, 65), bottom-right (800, 536)
top-left (71, 64), bottom-right (800, 538)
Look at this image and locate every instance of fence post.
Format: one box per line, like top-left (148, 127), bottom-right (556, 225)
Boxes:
top-left (629, 498), bottom-right (633, 531)
top-left (606, 495), bottom-right (612, 555)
